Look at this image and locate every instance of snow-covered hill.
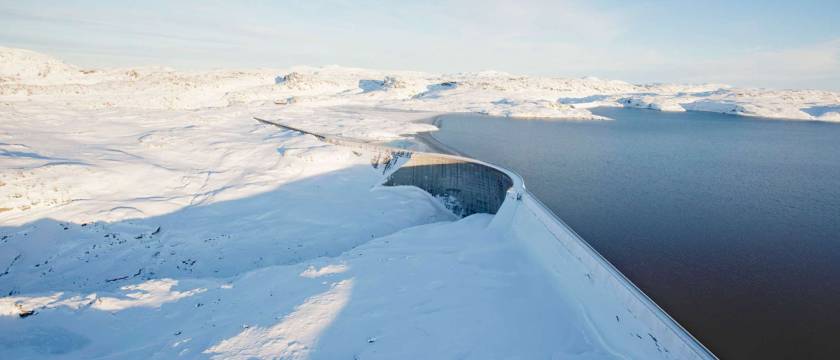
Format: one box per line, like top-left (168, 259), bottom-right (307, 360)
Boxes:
top-left (2, 47), bottom-right (838, 121)
top-left (0, 47), bottom-right (81, 84)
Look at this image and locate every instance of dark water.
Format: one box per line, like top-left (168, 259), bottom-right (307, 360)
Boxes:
top-left (430, 108), bottom-right (840, 359)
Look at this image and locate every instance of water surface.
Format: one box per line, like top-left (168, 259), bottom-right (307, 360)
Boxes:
top-left (430, 108), bottom-right (840, 359)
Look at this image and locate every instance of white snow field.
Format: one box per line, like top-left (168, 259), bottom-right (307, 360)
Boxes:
top-left (0, 46), bottom-right (834, 359)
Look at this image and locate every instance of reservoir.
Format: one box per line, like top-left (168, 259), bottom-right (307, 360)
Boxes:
top-left (428, 108), bottom-right (840, 359)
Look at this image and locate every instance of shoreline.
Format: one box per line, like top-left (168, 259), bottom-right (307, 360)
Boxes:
top-left (412, 115), bottom-right (467, 157)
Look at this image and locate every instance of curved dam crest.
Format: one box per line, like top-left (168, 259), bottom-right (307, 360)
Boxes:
top-left (254, 117), bottom-right (717, 360)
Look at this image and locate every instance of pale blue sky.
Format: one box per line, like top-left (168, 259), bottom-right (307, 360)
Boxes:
top-left (2, 0), bottom-right (838, 89)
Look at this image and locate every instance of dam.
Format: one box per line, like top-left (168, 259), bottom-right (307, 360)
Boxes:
top-left (255, 117), bottom-right (717, 360)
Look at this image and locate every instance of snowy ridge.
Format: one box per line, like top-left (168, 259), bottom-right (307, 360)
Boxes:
top-left (2, 47), bottom-right (838, 121)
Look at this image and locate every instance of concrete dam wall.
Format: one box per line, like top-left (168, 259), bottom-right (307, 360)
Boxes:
top-left (384, 153), bottom-right (513, 216)
top-left (254, 117), bottom-right (512, 216)
top-left (255, 117), bottom-right (716, 360)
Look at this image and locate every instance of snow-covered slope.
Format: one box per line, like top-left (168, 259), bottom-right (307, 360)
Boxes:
top-left (0, 103), bottom-right (661, 358)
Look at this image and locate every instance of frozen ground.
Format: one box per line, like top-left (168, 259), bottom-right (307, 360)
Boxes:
top-left (0, 47), bottom-right (834, 359)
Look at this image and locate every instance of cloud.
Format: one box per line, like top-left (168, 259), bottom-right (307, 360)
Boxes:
top-left (674, 39), bottom-right (840, 89)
